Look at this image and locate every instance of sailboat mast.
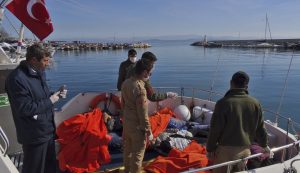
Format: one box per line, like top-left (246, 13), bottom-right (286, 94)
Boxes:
top-left (0, 0), bottom-right (8, 7)
top-left (0, 0), bottom-right (8, 23)
top-left (265, 13), bottom-right (267, 41)
top-left (16, 24), bottom-right (25, 62)
top-left (267, 15), bottom-right (272, 41)
top-left (113, 33), bottom-right (116, 43)
top-left (265, 13), bottom-right (273, 41)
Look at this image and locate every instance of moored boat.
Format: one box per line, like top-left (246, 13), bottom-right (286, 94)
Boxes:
top-left (1, 87), bottom-right (300, 172)
top-left (54, 87), bottom-right (300, 173)
top-left (0, 47), bottom-right (19, 93)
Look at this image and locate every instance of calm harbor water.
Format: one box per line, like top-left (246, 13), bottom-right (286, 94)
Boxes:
top-left (47, 40), bottom-right (300, 127)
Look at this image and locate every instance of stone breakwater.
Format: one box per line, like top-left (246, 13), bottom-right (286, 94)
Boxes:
top-left (191, 38), bottom-right (300, 50)
top-left (53, 42), bottom-right (151, 51)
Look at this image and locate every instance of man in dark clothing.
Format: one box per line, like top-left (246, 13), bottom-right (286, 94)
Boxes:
top-left (5, 44), bottom-right (67, 173)
top-left (126, 51), bottom-right (178, 102)
top-left (206, 71), bottom-right (272, 173)
top-left (117, 49), bottom-right (137, 91)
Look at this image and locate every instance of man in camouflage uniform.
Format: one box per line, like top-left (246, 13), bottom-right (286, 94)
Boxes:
top-left (121, 59), bottom-right (154, 173)
top-left (126, 51), bottom-right (177, 101)
top-left (117, 49), bottom-right (137, 91)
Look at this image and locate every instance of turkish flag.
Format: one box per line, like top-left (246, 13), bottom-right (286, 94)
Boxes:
top-left (6, 0), bottom-right (53, 41)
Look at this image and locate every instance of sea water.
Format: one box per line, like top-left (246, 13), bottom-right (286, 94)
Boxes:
top-left (46, 40), bottom-right (300, 128)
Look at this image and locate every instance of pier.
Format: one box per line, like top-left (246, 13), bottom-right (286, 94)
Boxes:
top-left (51, 41), bottom-right (151, 51)
top-left (191, 38), bottom-right (300, 50)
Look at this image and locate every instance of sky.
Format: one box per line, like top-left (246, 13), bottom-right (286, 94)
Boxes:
top-left (2, 0), bottom-right (300, 41)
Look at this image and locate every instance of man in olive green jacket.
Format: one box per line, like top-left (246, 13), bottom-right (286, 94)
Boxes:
top-left (206, 71), bottom-right (271, 173)
top-left (126, 51), bottom-right (178, 101)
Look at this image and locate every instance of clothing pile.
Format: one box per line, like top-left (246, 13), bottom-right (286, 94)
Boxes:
top-left (56, 108), bottom-right (111, 173)
top-left (144, 141), bottom-right (209, 173)
top-left (147, 107), bottom-right (210, 172)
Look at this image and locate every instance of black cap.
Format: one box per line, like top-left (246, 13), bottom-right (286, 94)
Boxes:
top-left (128, 49), bottom-right (137, 57)
top-left (231, 71), bottom-right (249, 88)
top-left (141, 51), bottom-right (157, 62)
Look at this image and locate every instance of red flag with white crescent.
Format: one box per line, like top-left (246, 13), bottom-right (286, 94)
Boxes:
top-left (6, 0), bottom-right (53, 41)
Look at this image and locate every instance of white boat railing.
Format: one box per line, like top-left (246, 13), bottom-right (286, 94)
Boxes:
top-left (154, 86), bottom-right (223, 97)
top-left (151, 87), bottom-right (300, 172)
top-left (111, 86), bottom-right (300, 142)
top-left (0, 126), bottom-right (10, 156)
top-left (154, 87), bottom-right (300, 133)
top-left (181, 140), bottom-right (300, 173)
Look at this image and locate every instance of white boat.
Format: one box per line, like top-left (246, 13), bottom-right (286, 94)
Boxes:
top-left (54, 88), bottom-right (300, 173)
top-left (0, 40), bottom-right (28, 93)
top-left (0, 94), bottom-right (20, 173)
top-left (0, 46), bottom-right (19, 93)
top-left (254, 14), bottom-right (281, 49)
top-left (1, 87), bottom-right (300, 172)
top-left (0, 42), bottom-right (26, 62)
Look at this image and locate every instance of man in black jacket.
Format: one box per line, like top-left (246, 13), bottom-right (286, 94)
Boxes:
top-left (117, 49), bottom-right (137, 91)
top-left (5, 44), bottom-right (67, 173)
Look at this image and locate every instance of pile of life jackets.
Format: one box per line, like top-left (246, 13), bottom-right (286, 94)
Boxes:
top-left (56, 106), bottom-right (210, 173)
top-left (56, 108), bottom-right (111, 173)
top-left (145, 141), bottom-right (209, 173)
top-left (148, 108), bottom-right (209, 173)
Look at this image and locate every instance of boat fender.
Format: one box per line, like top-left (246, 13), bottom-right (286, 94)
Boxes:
top-left (89, 93), bottom-right (121, 115)
top-left (174, 105), bottom-right (191, 121)
top-left (192, 106), bottom-right (213, 124)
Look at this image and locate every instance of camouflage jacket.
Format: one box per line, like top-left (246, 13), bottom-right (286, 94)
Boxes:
top-left (126, 64), bottom-right (167, 102)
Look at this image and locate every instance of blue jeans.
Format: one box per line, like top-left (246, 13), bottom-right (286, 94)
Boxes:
top-left (167, 117), bottom-right (187, 130)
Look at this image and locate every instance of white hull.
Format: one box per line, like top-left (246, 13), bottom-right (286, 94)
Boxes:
top-left (0, 45), bottom-right (21, 94)
top-left (0, 150), bottom-right (19, 173)
top-left (54, 90), bottom-right (300, 173)
top-left (0, 64), bottom-right (18, 94)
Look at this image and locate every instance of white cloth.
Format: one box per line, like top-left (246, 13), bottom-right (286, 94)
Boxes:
top-left (177, 129), bottom-right (193, 138)
top-left (148, 132), bottom-right (154, 141)
top-left (169, 137), bottom-right (191, 151)
top-left (166, 92), bottom-right (178, 99)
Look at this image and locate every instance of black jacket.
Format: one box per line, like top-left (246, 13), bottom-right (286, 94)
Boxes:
top-left (5, 61), bottom-right (55, 144)
top-left (117, 59), bottom-right (134, 91)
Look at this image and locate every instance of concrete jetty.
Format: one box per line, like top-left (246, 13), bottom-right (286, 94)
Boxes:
top-left (191, 38), bottom-right (300, 49)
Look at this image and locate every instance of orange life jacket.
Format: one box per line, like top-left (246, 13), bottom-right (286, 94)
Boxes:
top-left (56, 108), bottom-right (111, 173)
top-left (144, 141), bottom-right (209, 173)
top-left (149, 107), bottom-right (174, 138)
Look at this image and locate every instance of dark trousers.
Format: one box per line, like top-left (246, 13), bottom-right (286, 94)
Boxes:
top-left (22, 138), bottom-right (57, 173)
